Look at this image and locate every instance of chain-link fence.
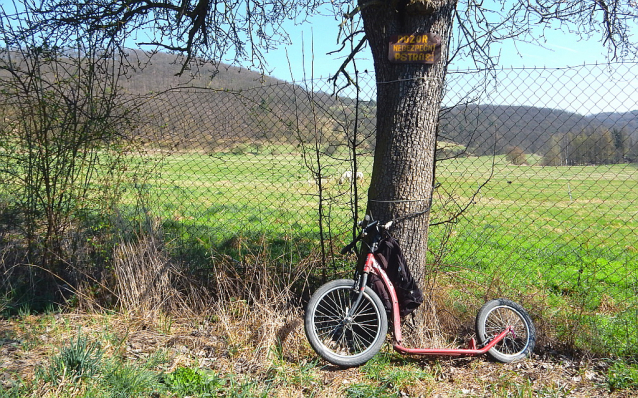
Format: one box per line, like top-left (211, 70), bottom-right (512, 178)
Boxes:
top-left (129, 62), bottom-right (637, 355)
top-left (2, 59), bottom-right (636, 355)
top-left (435, 64), bottom-right (638, 355)
top-left (128, 72), bottom-right (380, 267)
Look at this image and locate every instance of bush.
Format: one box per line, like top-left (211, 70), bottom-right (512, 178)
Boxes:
top-left (163, 367), bottom-right (225, 396)
top-left (506, 145), bottom-right (528, 165)
top-left (105, 363), bottom-right (162, 398)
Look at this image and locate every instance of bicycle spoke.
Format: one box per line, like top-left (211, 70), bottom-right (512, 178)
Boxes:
top-left (484, 307), bottom-right (529, 355)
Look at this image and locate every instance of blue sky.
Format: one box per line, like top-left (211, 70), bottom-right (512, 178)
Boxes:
top-left (262, 11), bottom-right (613, 82)
top-left (255, 9), bottom-right (637, 115)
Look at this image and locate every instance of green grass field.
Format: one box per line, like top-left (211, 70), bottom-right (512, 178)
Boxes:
top-left (126, 150), bottom-right (373, 243)
top-left (122, 150), bottom-right (638, 355)
top-left (431, 157), bottom-right (638, 356)
top-left (132, 151), bottom-right (637, 262)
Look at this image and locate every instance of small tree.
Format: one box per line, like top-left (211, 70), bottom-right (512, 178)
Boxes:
top-left (542, 135), bottom-right (563, 166)
top-left (505, 146), bottom-right (527, 165)
top-left (0, 4), bottom-right (135, 295)
top-left (612, 128), bottom-right (628, 163)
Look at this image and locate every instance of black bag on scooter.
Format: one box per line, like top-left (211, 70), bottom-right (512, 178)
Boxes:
top-left (370, 235), bottom-right (423, 317)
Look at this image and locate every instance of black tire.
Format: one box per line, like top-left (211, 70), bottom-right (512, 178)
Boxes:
top-left (304, 279), bottom-right (388, 367)
top-left (475, 298), bottom-right (536, 363)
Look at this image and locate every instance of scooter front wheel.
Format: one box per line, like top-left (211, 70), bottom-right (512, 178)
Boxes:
top-left (304, 279), bottom-right (388, 367)
top-left (475, 298), bottom-right (536, 363)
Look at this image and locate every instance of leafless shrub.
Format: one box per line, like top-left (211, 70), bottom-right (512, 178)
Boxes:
top-left (506, 145), bottom-right (528, 165)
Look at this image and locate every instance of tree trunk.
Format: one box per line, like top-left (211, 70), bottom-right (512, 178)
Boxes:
top-left (360, 0), bottom-right (456, 344)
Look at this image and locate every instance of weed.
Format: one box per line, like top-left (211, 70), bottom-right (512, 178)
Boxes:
top-left (157, 312), bottom-right (174, 335)
top-left (267, 358), bottom-right (319, 390)
top-left (17, 305), bottom-right (31, 318)
top-left (38, 332), bottom-right (104, 384)
top-left (533, 384), bottom-right (571, 398)
top-left (0, 292), bottom-right (11, 316)
top-left (43, 303), bottom-right (60, 315)
top-left (487, 378), bottom-right (539, 398)
top-left (104, 362), bottom-right (163, 398)
top-left (163, 366), bottom-right (224, 397)
top-left (346, 382), bottom-right (397, 398)
top-left (360, 353), bottom-right (433, 395)
top-left (223, 375), bottom-right (270, 398)
top-left (0, 374), bottom-right (29, 398)
top-left (607, 360), bottom-right (638, 392)
top-left (0, 386), bottom-right (23, 398)
top-left (143, 348), bottom-right (172, 370)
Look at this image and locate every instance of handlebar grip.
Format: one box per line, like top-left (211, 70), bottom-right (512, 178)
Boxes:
top-left (365, 220), bottom-right (379, 230)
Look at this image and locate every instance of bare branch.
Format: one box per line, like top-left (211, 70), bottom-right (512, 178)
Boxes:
top-left (26, 0), bottom-right (336, 73)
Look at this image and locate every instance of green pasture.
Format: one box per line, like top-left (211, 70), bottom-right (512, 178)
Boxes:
top-left (130, 151), bottom-right (637, 290)
top-left (432, 157), bottom-right (637, 284)
top-left (131, 152), bottom-right (637, 263)
top-left (123, 151), bottom-right (638, 355)
top-left (126, 151), bottom-right (375, 245)
top-left (430, 157), bottom-right (638, 356)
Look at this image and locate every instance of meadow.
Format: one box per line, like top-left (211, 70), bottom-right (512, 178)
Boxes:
top-left (134, 150), bottom-right (637, 263)
top-left (127, 149), bottom-right (638, 356)
top-left (430, 157), bottom-right (638, 356)
top-left (2, 150), bottom-right (638, 397)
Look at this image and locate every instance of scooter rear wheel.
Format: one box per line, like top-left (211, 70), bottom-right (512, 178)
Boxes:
top-left (475, 298), bottom-right (536, 363)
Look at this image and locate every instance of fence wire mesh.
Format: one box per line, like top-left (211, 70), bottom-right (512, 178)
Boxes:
top-left (134, 65), bottom-right (638, 258)
top-left (132, 76), bottom-right (379, 252)
top-left (433, 65), bottom-right (638, 355)
top-left (128, 63), bottom-right (638, 354)
top-left (2, 60), bottom-right (637, 355)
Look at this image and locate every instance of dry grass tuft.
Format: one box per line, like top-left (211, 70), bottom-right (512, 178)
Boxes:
top-left (113, 234), bottom-right (183, 315)
top-left (402, 276), bottom-right (461, 349)
top-left (112, 225), bottom-right (212, 325)
top-left (208, 237), bottom-right (315, 366)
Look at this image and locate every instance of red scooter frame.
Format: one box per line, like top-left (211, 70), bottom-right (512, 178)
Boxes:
top-left (361, 250), bottom-right (512, 357)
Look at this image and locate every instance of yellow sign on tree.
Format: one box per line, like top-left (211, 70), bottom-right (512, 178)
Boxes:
top-left (388, 33), bottom-right (441, 64)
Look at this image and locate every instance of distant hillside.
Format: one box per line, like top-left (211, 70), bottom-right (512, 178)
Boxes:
top-left (125, 52), bottom-right (375, 151)
top-left (587, 110), bottom-right (638, 135)
top-left (438, 104), bottom-right (638, 158)
top-left (120, 51), bottom-right (288, 93)
top-left (122, 52), bottom-right (638, 159)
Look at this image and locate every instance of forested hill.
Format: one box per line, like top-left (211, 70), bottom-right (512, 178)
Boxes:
top-left (121, 51), bottom-right (287, 93)
top-left (438, 105), bottom-right (638, 157)
top-left (123, 51), bottom-right (361, 150)
top-left (124, 52), bottom-right (637, 160)
top-left (589, 110), bottom-right (638, 133)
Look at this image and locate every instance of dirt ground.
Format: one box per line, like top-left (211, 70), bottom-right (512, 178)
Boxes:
top-left (0, 313), bottom-right (633, 397)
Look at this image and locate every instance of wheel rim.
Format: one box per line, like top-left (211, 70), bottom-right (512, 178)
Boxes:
top-left (484, 305), bottom-right (531, 357)
top-left (312, 286), bottom-right (382, 358)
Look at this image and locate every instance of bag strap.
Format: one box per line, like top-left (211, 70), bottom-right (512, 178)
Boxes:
top-left (374, 237), bottom-right (396, 270)
top-left (375, 252), bottom-right (389, 270)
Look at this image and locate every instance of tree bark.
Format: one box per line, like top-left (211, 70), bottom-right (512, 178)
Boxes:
top-left (360, 0), bottom-right (456, 344)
